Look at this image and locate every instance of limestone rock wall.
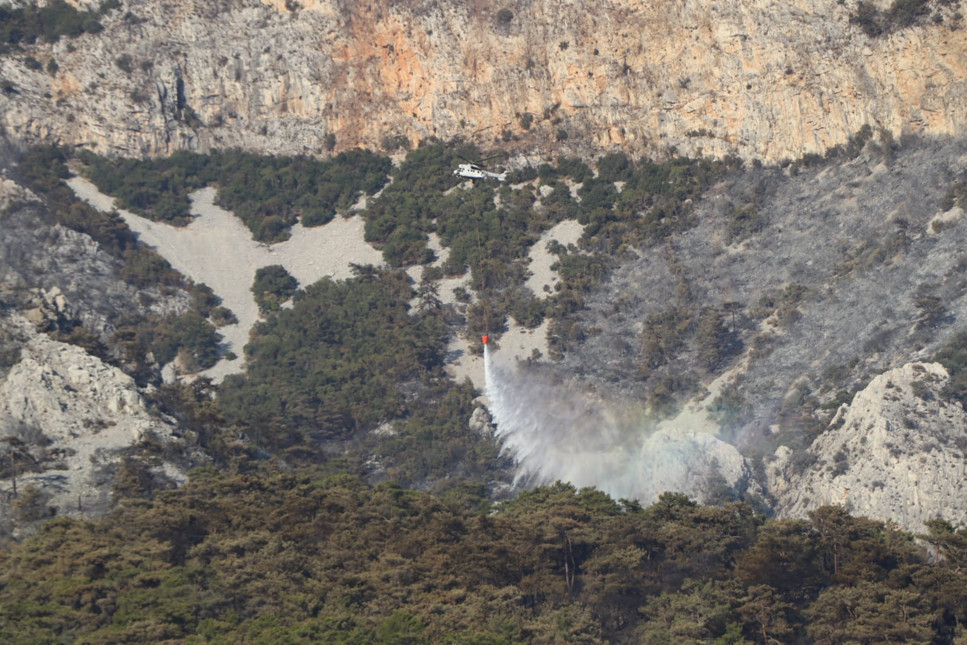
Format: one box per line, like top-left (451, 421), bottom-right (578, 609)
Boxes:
top-left (769, 362), bottom-right (967, 533)
top-left (1, 0), bottom-right (965, 161)
top-left (0, 315), bottom-right (192, 521)
top-left (0, 205), bottom-right (189, 339)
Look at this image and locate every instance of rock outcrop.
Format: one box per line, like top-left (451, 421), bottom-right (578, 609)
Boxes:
top-left (1, 0), bottom-right (966, 162)
top-left (0, 199), bottom-right (190, 342)
top-left (0, 314), bottom-right (196, 527)
top-left (769, 362), bottom-right (967, 533)
top-left (635, 425), bottom-right (754, 506)
top-left (0, 172), bottom-right (39, 212)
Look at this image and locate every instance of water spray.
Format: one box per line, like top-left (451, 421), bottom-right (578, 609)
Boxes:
top-left (483, 345), bottom-right (749, 504)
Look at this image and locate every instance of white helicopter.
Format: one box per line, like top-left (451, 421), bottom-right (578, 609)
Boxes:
top-left (453, 162), bottom-right (507, 182)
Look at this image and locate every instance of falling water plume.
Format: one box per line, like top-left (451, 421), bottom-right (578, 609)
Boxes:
top-left (483, 345), bottom-right (750, 504)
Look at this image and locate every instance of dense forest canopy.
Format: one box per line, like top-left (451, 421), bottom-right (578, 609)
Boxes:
top-left (217, 266), bottom-right (500, 487)
top-left (2, 470), bottom-right (967, 643)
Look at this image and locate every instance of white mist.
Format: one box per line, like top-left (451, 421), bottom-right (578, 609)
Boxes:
top-left (483, 345), bottom-right (749, 503)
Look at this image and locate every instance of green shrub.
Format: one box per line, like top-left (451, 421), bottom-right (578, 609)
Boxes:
top-left (79, 148), bottom-right (391, 241)
top-left (596, 152), bottom-right (633, 183)
top-left (556, 157), bottom-right (591, 182)
top-left (641, 306), bottom-right (693, 370)
top-left (151, 311), bottom-right (221, 371)
top-left (510, 290), bottom-right (546, 328)
top-left (252, 265), bottom-right (298, 314)
top-left (695, 307), bottom-right (742, 370)
top-left (708, 380), bottom-right (751, 428)
top-left (0, 0), bottom-right (115, 52)
top-left (210, 306), bottom-right (238, 327)
top-left (115, 54), bottom-right (133, 73)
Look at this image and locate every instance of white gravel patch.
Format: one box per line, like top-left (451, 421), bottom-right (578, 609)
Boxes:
top-left (68, 177), bottom-right (383, 382)
top-left (525, 219), bottom-right (584, 297)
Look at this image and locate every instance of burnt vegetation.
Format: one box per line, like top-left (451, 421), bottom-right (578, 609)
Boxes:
top-left (15, 133), bottom-right (967, 463)
top-left (849, 0), bottom-right (963, 37)
top-left (7, 131), bottom-right (967, 641)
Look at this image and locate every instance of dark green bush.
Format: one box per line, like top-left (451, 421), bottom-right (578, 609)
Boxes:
top-left (596, 152), bottom-right (634, 183)
top-left (210, 306), bottom-right (238, 327)
top-left (556, 156), bottom-right (590, 182)
top-left (79, 148), bottom-right (391, 241)
top-left (151, 311), bottom-right (221, 371)
top-left (252, 265), bottom-right (298, 314)
top-left (0, 0), bottom-right (115, 52)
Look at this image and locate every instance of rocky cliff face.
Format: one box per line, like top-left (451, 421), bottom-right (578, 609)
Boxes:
top-left (769, 362), bottom-right (967, 533)
top-left (2, 0), bottom-right (966, 161)
top-left (0, 198), bottom-right (189, 339)
top-left (0, 314), bottom-right (195, 532)
top-left (0, 171), bottom-right (198, 534)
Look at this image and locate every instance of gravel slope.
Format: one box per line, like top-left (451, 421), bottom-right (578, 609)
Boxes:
top-left (68, 177), bottom-right (382, 382)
